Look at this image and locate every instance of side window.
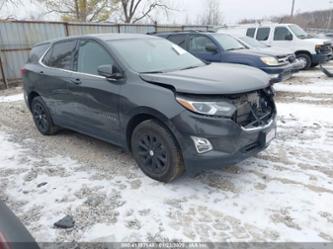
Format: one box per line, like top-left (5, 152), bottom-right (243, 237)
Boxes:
top-left (256, 27), bottom-right (270, 41)
top-left (189, 35), bottom-right (217, 53)
top-left (76, 40), bottom-right (113, 75)
top-left (274, 27), bottom-right (293, 41)
top-left (43, 40), bottom-right (77, 70)
top-left (246, 28), bottom-right (256, 38)
top-left (168, 34), bottom-right (187, 49)
top-left (28, 44), bottom-right (49, 64)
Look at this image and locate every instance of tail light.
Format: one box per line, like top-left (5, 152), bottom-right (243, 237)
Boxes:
top-left (0, 232), bottom-right (11, 249)
top-left (20, 68), bottom-right (27, 77)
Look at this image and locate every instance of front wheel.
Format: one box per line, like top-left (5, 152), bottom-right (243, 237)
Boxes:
top-left (131, 120), bottom-right (185, 183)
top-left (296, 53), bottom-right (312, 70)
top-left (31, 96), bottom-right (59, 135)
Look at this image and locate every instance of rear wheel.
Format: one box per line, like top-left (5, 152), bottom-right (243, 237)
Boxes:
top-left (296, 53), bottom-right (312, 70)
top-left (31, 96), bottom-right (58, 135)
top-left (131, 120), bottom-right (184, 183)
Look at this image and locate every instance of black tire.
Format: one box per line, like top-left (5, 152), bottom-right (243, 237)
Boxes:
top-left (131, 120), bottom-right (184, 183)
top-left (31, 96), bottom-right (58, 135)
top-left (296, 53), bottom-right (312, 70)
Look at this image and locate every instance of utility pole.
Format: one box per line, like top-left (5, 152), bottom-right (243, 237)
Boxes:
top-left (329, 1), bottom-right (333, 29)
top-left (291, 0), bottom-right (296, 17)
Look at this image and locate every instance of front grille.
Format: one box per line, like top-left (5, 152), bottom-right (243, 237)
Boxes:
top-left (319, 43), bottom-right (332, 54)
top-left (231, 88), bottom-right (275, 129)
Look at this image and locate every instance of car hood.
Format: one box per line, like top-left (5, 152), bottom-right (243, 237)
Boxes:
top-left (140, 63), bottom-right (270, 95)
top-left (229, 48), bottom-right (274, 57)
top-left (304, 38), bottom-right (332, 45)
top-left (249, 47), bottom-right (293, 57)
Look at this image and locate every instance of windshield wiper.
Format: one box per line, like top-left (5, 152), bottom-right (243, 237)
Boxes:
top-left (180, 65), bottom-right (201, 70)
top-left (227, 47), bottom-right (245, 51)
top-left (140, 70), bottom-right (164, 74)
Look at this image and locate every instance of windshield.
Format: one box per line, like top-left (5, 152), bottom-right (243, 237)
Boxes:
top-left (107, 38), bottom-right (205, 73)
top-left (211, 34), bottom-right (246, 51)
top-left (289, 24), bottom-right (310, 39)
top-left (240, 36), bottom-right (268, 48)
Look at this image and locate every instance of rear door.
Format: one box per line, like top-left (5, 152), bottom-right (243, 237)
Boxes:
top-left (67, 38), bottom-right (122, 143)
top-left (38, 39), bottom-right (78, 124)
top-left (188, 34), bottom-right (221, 62)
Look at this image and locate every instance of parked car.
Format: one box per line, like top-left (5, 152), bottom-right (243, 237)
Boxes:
top-left (0, 200), bottom-right (40, 249)
top-left (218, 23), bottom-right (333, 70)
top-left (23, 34), bottom-right (276, 183)
top-left (153, 31), bottom-right (296, 83)
top-left (236, 36), bottom-right (305, 72)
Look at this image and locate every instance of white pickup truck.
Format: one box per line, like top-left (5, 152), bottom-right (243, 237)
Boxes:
top-left (217, 23), bottom-right (332, 70)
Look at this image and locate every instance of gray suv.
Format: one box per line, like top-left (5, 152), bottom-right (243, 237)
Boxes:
top-left (22, 34), bottom-right (276, 182)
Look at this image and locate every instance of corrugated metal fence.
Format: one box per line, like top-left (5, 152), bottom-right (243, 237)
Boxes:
top-left (0, 20), bottom-right (212, 89)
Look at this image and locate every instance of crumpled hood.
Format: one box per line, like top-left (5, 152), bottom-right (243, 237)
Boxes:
top-left (140, 63), bottom-right (270, 95)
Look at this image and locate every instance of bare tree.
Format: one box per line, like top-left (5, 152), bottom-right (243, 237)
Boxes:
top-left (117, 0), bottom-right (172, 23)
top-left (41, 0), bottom-right (117, 22)
top-left (199, 0), bottom-right (223, 25)
top-left (0, 0), bottom-right (21, 18)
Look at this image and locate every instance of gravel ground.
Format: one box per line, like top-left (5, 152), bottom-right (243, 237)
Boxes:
top-left (0, 68), bottom-right (332, 242)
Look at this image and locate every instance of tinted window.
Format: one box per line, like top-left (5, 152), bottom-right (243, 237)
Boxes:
top-left (43, 40), bottom-right (77, 70)
top-left (108, 38), bottom-right (205, 73)
top-left (168, 34), bottom-right (187, 49)
top-left (256, 27), bottom-right (270, 41)
top-left (246, 28), bottom-right (256, 38)
top-left (28, 44), bottom-right (49, 64)
top-left (274, 27), bottom-right (293, 40)
top-left (189, 35), bottom-right (217, 53)
top-left (76, 40), bottom-right (113, 75)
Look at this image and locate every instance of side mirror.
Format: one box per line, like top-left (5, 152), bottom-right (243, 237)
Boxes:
top-left (205, 44), bottom-right (218, 53)
top-left (97, 65), bottom-right (123, 80)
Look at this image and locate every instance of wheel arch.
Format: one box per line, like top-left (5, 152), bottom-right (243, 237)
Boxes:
top-left (27, 91), bottom-right (41, 110)
top-left (125, 108), bottom-right (183, 153)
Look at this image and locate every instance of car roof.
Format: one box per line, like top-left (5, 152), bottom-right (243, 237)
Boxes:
top-left (34, 33), bottom-right (160, 47)
top-left (153, 31), bottom-right (215, 36)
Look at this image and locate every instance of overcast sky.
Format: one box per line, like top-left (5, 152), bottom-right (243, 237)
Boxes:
top-left (171, 0), bottom-right (333, 24)
top-left (2, 0), bottom-right (333, 24)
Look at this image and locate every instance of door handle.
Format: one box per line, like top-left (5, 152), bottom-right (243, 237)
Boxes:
top-left (71, 78), bottom-right (82, 85)
top-left (39, 71), bottom-right (44, 74)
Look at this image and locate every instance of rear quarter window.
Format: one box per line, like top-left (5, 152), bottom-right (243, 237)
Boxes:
top-left (27, 44), bottom-right (50, 64)
top-left (42, 40), bottom-right (77, 70)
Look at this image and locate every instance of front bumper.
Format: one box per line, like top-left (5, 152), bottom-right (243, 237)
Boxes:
top-left (172, 111), bottom-right (277, 170)
top-left (312, 52), bottom-right (333, 64)
top-left (261, 64), bottom-right (295, 84)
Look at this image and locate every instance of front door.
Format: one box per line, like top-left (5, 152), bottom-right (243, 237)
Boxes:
top-left (188, 35), bottom-right (221, 62)
top-left (67, 39), bottom-right (122, 144)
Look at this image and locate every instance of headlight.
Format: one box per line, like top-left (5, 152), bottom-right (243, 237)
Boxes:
top-left (315, 44), bottom-right (322, 52)
top-left (261, 56), bottom-right (279, 66)
top-left (176, 96), bottom-right (236, 117)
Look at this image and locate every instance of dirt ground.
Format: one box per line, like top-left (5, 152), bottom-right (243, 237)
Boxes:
top-left (0, 67), bottom-right (332, 242)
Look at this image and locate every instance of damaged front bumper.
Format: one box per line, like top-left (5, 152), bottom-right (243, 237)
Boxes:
top-left (172, 88), bottom-right (277, 169)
